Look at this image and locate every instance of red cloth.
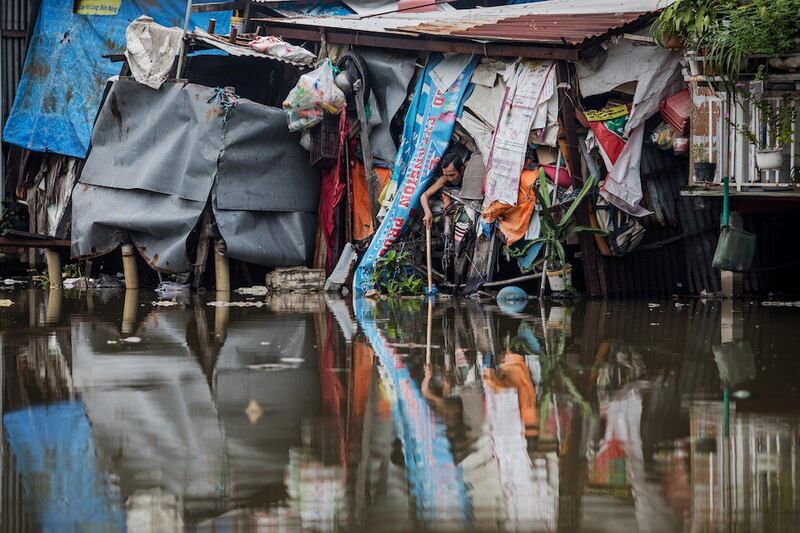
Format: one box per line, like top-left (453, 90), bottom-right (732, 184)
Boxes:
top-left (318, 113), bottom-right (347, 271)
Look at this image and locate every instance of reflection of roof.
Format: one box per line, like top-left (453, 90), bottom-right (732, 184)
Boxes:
top-left (255, 0), bottom-right (661, 59)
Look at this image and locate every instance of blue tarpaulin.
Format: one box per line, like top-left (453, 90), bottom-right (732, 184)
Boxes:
top-left (3, 402), bottom-right (125, 531)
top-left (2, 0), bottom-right (230, 159)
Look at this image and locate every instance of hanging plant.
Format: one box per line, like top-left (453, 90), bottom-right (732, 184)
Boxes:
top-left (703, 0), bottom-right (800, 80)
top-left (651, 0), bottom-right (733, 49)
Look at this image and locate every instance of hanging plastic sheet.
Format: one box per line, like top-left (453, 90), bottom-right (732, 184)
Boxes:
top-left (2, 0), bottom-right (230, 159)
top-left (353, 53), bottom-right (478, 293)
top-left (71, 80), bottom-right (320, 272)
top-left (484, 61), bottom-right (554, 207)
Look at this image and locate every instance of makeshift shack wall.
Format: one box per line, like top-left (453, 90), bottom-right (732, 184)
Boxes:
top-left (71, 80), bottom-right (320, 272)
top-left (599, 146), bottom-right (723, 298)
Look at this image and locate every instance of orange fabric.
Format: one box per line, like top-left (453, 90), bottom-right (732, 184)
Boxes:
top-left (483, 352), bottom-right (539, 437)
top-left (482, 168), bottom-right (540, 246)
top-left (352, 162), bottom-right (392, 241)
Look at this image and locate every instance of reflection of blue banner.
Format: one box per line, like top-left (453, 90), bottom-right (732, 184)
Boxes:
top-left (2, 0), bottom-right (230, 158)
top-left (354, 298), bottom-right (468, 525)
top-left (354, 54), bottom-right (477, 293)
top-left (3, 402), bottom-right (124, 531)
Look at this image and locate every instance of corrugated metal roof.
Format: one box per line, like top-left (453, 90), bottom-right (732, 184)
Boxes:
top-left (190, 29), bottom-right (314, 66)
top-left (256, 0), bottom-right (663, 48)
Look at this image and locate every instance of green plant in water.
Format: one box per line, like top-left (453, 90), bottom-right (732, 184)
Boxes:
top-left (532, 173), bottom-right (606, 273)
top-left (368, 249), bottom-right (425, 297)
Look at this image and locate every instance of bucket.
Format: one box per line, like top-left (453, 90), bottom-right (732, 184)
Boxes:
top-left (546, 264), bottom-right (572, 292)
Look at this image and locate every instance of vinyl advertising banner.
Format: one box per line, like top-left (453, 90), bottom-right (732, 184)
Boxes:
top-left (353, 53), bottom-right (478, 293)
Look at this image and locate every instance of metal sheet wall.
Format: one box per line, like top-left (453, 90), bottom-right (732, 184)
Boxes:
top-left (1, 0), bottom-right (36, 126)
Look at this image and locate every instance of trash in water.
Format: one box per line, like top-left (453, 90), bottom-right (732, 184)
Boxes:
top-left (245, 399), bottom-right (263, 424)
top-left (122, 336), bottom-right (142, 343)
top-left (648, 303), bottom-right (660, 308)
top-left (208, 301), bottom-right (266, 307)
top-left (151, 300), bottom-right (179, 307)
top-left (280, 357), bottom-right (304, 364)
top-left (733, 390), bottom-right (751, 399)
top-left (235, 286), bottom-right (269, 296)
top-left (0, 299), bottom-right (13, 307)
top-left (106, 340), bottom-right (118, 344)
top-left (762, 301), bottom-right (800, 307)
top-left (3, 279), bottom-right (26, 285)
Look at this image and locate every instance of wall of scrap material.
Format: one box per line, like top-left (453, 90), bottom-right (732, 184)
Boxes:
top-left (71, 80), bottom-right (320, 273)
top-left (0, 0), bottom-right (36, 126)
top-left (597, 146), bottom-right (723, 298)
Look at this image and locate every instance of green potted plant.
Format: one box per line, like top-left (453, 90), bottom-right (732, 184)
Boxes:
top-left (532, 173), bottom-right (605, 293)
top-left (728, 85), bottom-right (797, 170)
top-left (693, 143), bottom-right (717, 182)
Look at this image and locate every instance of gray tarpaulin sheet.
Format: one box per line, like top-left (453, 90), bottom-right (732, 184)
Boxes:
top-left (360, 49), bottom-right (416, 165)
top-left (72, 80), bottom-right (320, 272)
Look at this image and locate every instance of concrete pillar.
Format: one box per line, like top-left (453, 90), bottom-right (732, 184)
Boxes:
top-left (214, 239), bottom-right (230, 292)
top-left (121, 244), bottom-right (139, 290)
top-left (45, 249), bottom-right (62, 288)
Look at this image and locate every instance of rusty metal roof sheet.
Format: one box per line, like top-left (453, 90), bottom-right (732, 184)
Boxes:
top-left (256, 0), bottom-right (663, 48)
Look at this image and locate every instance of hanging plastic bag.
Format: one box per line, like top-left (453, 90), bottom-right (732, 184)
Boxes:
top-left (283, 59), bottom-right (346, 132)
top-left (650, 121), bottom-right (675, 151)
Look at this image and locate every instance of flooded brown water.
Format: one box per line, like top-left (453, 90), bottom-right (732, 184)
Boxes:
top-left (1, 288), bottom-right (799, 532)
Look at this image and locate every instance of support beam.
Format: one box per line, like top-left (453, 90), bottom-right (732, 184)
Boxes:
top-left (214, 239), bottom-right (230, 291)
top-left (45, 249), bottom-right (62, 288)
top-left (121, 244), bottom-right (139, 290)
top-left (557, 60), bottom-right (604, 298)
top-left (257, 24), bottom-right (579, 61)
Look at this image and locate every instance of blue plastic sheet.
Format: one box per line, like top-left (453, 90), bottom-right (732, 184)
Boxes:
top-left (3, 402), bottom-right (124, 531)
top-left (2, 0), bottom-right (230, 158)
top-left (353, 54), bottom-right (477, 293)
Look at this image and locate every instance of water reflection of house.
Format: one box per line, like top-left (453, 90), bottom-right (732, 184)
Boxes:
top-left (690, 401), bottom-right (800, 532)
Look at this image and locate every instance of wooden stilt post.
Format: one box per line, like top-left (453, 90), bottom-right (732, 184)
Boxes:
top-left (121, 244), bottom-right (139, 290)
top-left (556, 60), bottom-right (604, 298)
top-left (45, 249), bottom-right (62, 288)
top-left (122, 289), bottom-right (139, 335)
top-left (214, 239), bottom-right (230, 292)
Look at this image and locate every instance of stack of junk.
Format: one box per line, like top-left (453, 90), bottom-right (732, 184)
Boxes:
top-left (2, 0), bottom-right (797, 297)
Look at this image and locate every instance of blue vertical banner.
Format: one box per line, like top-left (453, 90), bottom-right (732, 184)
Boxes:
top-left (353, 53), bottom-right (478, 293)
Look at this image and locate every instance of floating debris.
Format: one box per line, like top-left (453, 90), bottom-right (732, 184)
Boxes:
top-left (106, 340), bottom-right (118, 345)
top-left (260, 341), bottom-right (271, 346)
top-left (245, 399), bottom-right (263, 424)
top-left (648, 303), bottom-right (660, 308)
top-left (3, 279), bottom-right (26, 286)
top-left (151, 300), bottom-right (179, 307)
top-left (762, 301), bottom-right (800, 307)
top-left (122, 336), bottom-right (142, 343)
top-left (280, 357), bottom-right (304, 364)
top-left (733, 390), bottom-right (751, 399)
top-left (207, 300), bottom-right (266, 307)
top-left (235, 286), bottom-right (269, 296)
top-left (0, 299), bottom-right (13, 307)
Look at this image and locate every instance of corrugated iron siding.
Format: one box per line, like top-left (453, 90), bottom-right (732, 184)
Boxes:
top-left (601, 146), bottom-right (722, 298)
top-left (1, 0), bottom-right (36, 126)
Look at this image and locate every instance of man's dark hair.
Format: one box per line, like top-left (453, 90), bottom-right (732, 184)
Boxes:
top-left (438, 143), bottom-right (469, 176)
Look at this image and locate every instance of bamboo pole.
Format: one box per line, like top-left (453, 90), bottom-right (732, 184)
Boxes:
top-left (121, 244), bottom-right (139, 290)
top-left (214, 239), bottom-right (230, 292)
top-left (45, 249), bottom-right (62, 289)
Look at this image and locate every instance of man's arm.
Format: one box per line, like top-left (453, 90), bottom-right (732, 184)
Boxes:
top-left (420, 176), bottom-right (447, 228)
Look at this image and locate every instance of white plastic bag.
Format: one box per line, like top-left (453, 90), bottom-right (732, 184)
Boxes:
top-left (282, 59), bottom-right (346, 132)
